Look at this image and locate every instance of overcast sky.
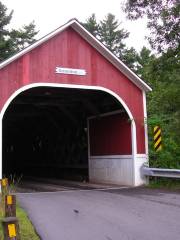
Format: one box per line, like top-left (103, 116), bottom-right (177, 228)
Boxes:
top-left (3, 0), bottom-right (150, 52)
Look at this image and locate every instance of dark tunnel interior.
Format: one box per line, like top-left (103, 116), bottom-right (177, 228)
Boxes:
top-left (3, 87), bottom-right (124, 181)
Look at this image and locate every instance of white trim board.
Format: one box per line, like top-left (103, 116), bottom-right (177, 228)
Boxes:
top-left (143, 91), bottom-right (149, 156)
top-left (90, 154), bottom-right (146, 159)
top-left (90, 155), bottom-right (132, 159)
top-left (136, 154), bottom-right (147, 158)
top-left (0, 19), bottom-right (152, 92)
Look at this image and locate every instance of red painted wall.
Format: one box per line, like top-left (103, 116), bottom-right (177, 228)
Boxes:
top-left (0, 27), bottom-right (145, 153)
top-left (89, 113), bottom-right (132, 155)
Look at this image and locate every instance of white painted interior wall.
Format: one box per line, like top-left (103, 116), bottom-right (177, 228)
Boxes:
top-left (89, 155), bottom-right (147, 186)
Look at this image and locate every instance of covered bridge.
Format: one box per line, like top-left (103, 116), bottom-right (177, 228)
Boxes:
top-left (0, 19), bottom-right (151, 186)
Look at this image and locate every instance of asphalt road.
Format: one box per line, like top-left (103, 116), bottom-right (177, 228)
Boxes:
top-left (18, 187), bottom-right (180, 240)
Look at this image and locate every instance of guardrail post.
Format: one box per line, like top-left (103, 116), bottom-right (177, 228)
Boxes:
top-left (2, 217), bottom-right (21, 240)
top-left (5, 195), bottom-right (16, 217)
top-left (1, 178), bottom-right (9, 195)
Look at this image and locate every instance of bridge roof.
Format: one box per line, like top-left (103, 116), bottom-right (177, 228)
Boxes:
top-left (0, 19), bottom-right (152, 92)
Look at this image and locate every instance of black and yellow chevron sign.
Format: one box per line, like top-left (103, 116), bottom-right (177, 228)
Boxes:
top-left (154, 126), bottom-right (162, 151)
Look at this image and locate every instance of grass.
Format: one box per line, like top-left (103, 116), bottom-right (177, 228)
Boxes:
top-left (0, 203), bottom-right (40, 240)
top-left (148, 178), bottom-right (180, 191)
top-left (0, 176), bottom-right (40, 239)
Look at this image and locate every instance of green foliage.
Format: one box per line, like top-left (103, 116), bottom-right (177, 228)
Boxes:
top-left (0, 204), bottom-right (40, 240)
top-left (7, 174), bottom-right (23, 193)
top-left (136, 46), bottom-right (156, 82)
top-left (124, 0), bottom-right (180, 52)
top-left (137, 47), bottom-right (180, 169)
top-left (99, 14), bottom-right (129, 56)
top-left (149, 178), bottom-right (180, 190)
top-left (82, 14), bottom-right (100, 38)
top-left (84, 9), bottom-right (180, 171)
top-left (0, 176), bottom-right (39, 239)
top-left (16, 205), bottom-right (40, 240)
top-left (83, 13), bottom-right (138, 70)
top-left (9, 21), bottom-right (38, 52)
top-left (0, 1), bottom-right (38, 62)
top-left (0, 1), bottom-right (13, 61)
top-left (147, 115), bottom-right (180, 169)
top-left (125, 1), bottom-right (180, 170)
top-left (122, 47), bottom-right (138, 70)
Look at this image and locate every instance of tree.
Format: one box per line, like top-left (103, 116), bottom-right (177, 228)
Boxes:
top-left (99, 13), bottom-right (129, 58)
top-left (0, 1), bottom-right (38, 62)
top-left (136, 46), bottom-right (156, 83)
top-left (0, 1), bottom-right (13, 61)
top-left (82, 14), bottom-right (99, 38)
top-left (124, 0), bottom-right (180, 53)
top-left (122, 47), bottom-right (138, 71)
top-left (83, 13), bottom-right (138, 70)
top-left (137, 49), bottom-right (180, 168)
top-left (9, 21), bottom-right (38, 53)
top-left (124, 1), bottom-right (180, 169)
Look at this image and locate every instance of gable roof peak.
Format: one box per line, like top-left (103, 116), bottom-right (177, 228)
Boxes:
top-left (0, 18), bottom-right (152, 92)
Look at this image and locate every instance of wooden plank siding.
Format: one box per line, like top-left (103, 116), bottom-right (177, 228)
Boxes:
top-left (0, 27), bottom-right (145, 153)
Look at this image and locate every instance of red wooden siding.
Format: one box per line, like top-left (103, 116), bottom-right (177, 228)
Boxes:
top-left (89, 113), bottom-right (132, 155)
top-left (0, 27), bottom-right (145, 153)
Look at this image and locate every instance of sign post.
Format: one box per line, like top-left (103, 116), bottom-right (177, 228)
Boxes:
top-left (5, 195), bottom-right (16, 217)
top-left (2, 217), bottom-right (20, 240)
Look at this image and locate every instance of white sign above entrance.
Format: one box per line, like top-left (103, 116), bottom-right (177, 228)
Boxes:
top-left (55, 67), bottom-right (86, 76)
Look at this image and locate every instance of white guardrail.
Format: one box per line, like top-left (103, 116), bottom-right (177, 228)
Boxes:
top-left (142, 165), bottom-right (180, 179)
